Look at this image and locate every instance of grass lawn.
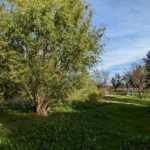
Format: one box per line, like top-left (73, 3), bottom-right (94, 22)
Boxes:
top-left (0, 91), bottom-right (150, 150)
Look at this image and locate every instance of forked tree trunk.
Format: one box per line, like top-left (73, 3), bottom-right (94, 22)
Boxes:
top-left (19, 83), bottom-right (50, 114)
top-left (34, 100), bottom-right (50, 114)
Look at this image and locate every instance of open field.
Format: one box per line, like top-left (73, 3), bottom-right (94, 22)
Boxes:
top-left (111, 88), bottom-right (138, 92)
top-left (0, 91), bottom-right (150, 150)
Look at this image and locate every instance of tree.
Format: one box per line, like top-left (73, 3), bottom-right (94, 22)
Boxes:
top-left (93, 69), bottom-right (110, 89)
top-left (0, 0), bottom-right (106, 113)
top-left (143, 50), bottom-right (150, 88)
top-left (122, 72), bottom-right (131, 91)
top-left (111, 73), bottom-right (122, 92)
top-left (119, 82), bottom-right (126, 91)
top-left (126, 63), bottom-right (148, 99)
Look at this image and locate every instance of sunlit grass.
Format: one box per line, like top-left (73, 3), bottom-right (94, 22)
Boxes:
top-left (0, 92), bottom-right (150, 150)
top-left (102, 91), bottom-right (150, 107)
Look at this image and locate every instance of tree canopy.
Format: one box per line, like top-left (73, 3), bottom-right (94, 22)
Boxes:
top-left (93, 69), bottom-right (110, 89)
top-left (126, 63), bottom-right (148, 99)
top-left (0, 0), bottom-right (106, 113)
top-left (143, 50), bottom-right (150, 88)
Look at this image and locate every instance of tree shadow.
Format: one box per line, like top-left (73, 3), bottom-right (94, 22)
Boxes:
top-left (0, 100), bottom-right (34, 113)
top-left (0, 100), bottom-right (150, 150)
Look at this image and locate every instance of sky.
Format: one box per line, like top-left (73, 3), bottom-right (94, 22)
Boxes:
top-left (90, 0), bottom-right (150, 77)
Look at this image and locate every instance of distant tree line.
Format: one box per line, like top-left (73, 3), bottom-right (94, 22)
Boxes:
top-left (93, 50), bottom-right (150, 99)
top-left (110, 51), bottom-right (150, 99)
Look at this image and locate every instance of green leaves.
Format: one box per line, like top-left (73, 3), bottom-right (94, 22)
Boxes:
top-left (0, 0), bottom-right (106, 108)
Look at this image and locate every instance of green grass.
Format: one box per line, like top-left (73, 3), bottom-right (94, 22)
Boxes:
top-left (104, 91), bottom-right (150, 106)
top-left (0, 92), bottom-right (150, 150)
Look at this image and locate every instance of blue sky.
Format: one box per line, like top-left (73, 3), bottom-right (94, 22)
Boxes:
top-left (90, 0), bottom-right (150, 76)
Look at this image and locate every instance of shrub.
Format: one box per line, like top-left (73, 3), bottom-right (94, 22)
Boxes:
top-left (64, 76), bottom-right (97, 103)
top-left (2, 97), bottom-right (33, 113)
top-left (99, 87), bottom-right (110, 97)
top-left (0, 79), bottom-right (22, 100)
top-left (88, 88), bottom-right (100, 102)
top-left (143, 88), bottom-right (150, 99)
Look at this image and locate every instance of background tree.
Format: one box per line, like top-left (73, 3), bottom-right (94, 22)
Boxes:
top-left (119, 82), bottom-right (126, 91)
top-left (93, 69), bottom-right (110, 89)
top-left (0, 0), bottom-right (106, 113)
top-left (122, 72), bottom-right (131, 91)
top-left (111, 73), bottom-right (122, 92)
top-left (143, 50), bottom-right (150, 88)
top-left (126, 63), bottom-right (148, 99)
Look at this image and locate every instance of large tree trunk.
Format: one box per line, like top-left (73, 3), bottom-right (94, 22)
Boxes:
top-left (115, 88), bottom-right (117, 91)
top-left (19, 83), bottom-right (50, 114)
top-left (138, 91), bottom-right (143, 99)
top-left (34, 100), bottom-right (50, 114)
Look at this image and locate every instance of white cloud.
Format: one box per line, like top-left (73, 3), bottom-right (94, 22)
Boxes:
top-left (97, 39), bottom-right (150, 70)
top-left (90, 0), bottom-right (150, 76)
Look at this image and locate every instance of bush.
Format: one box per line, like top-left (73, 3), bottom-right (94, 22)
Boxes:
top-left (3, 97), bottom-right (33, 113)
top-left (99, 87), bottom-right (110, 97)
top-left (64, 76), bottom-right (97, 103)
top-left (143, 88), bottom-right (150, 99)
top-left (0, 79), bottom-right (22, 100)
top-left (88, 88), bottom-right (100, 102)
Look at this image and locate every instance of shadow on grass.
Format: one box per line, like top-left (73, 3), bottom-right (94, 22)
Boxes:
top-left (1, 100), bottom-right (34, 113)
top-left (0, 100), bottom-right (150, 150)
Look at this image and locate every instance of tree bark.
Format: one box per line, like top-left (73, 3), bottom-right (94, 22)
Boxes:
top-left (34, 100), bottom-right (50, 114)
top-left (20, 85), bottom-right (50, 114)
top-left (115, 88), bottom-right (117, 91)
top-left (138, 91), bottom-right (143, 99)
top-left (19, 83), bottom-right (50, 114)
top-left (126, 84), bottom-right (129, 91)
